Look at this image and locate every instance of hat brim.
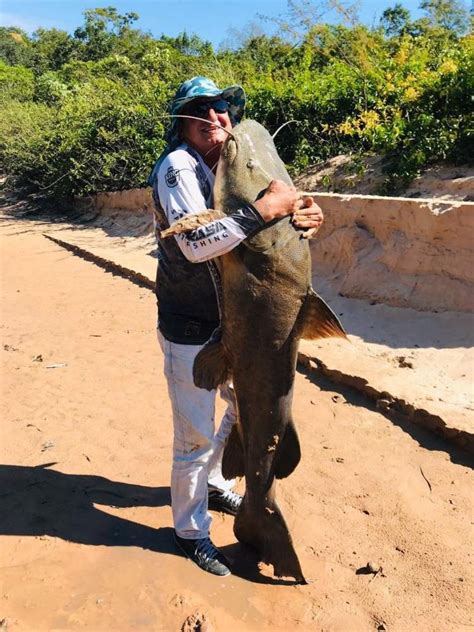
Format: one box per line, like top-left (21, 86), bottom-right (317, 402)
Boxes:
top-left (171, 84), bottom-right (246, 124)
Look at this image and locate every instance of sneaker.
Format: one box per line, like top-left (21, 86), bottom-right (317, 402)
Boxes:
top-left (208, 488), bottom-right (243, 516)
top-left (174, 534), bottom-right (231, 577)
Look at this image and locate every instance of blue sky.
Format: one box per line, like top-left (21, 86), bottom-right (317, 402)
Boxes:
top-left (1, 0), bottom-right (430, 48)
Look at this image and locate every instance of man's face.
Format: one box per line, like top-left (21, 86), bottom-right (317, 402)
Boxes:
top-left (181, 97), bottom-right (233, 160)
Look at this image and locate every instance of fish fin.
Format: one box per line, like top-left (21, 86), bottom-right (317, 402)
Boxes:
top-left (160, 209), bottom-right (226, 238)
top-left (299, 289), bottom-right (347, 340)
top-left (274, 420), bottom-right (301, 479)
top-left (193, 340), bottom-right (231, 391)
top-left (222, 423), bottom-right (245, 479)
top-left (234, 496), bottom-right (306, 583)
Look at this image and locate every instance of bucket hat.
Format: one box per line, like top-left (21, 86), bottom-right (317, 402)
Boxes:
top-left (170, 76), bottom-right (245, 122)
top-left (149, 76), bottom-right (245, 185)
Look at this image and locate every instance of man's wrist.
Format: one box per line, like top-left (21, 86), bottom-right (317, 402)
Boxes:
top-left (245, 203), bottom-right (266, 226)
top-left (253, 198), bottom-right (275, 223)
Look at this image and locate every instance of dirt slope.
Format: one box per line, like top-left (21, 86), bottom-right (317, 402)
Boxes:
top-left (294, 159), bottom-right (473, 201)
top-left (1, 219), bottom-right (473, 631)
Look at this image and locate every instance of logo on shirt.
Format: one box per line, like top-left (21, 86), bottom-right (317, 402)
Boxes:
top-left (165, 166), bottom-right (180, 188)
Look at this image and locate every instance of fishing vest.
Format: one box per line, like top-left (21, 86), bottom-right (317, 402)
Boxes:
top-left (150, 146), bottom-right (221, 345)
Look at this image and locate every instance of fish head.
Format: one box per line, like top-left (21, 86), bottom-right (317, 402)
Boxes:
top-left (214, 119), bottom-right (293, 214)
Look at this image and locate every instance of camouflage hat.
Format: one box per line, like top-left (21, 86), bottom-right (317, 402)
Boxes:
top-left (165, 76), bottom-right (245, 149)
top-left (169, 76), bottom-right (246, 129)
top-left (148, 76), bottom-right (245, 187)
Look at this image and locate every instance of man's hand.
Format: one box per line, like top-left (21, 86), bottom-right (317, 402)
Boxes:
top-left (292, 196), bottom-right (324, 231)
top-left (253, 181), bottom-right (324, 232)
top-left (253, 179), bottom-right (299, 222)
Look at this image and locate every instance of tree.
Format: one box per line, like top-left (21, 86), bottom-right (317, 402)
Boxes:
top-left (0, 60), bottom-right (34, 101)
top-left (261, 0), bottom-right (360, 43)
top-left (0, 27), bottom-right (34, 66)
top-left (419, 0), bottom-right (470, 33)
top-left (159, 32), bottom-right (213, 57)
top-left (380, 4), bottom-right (412, 36)
top-left (73, 7), bottom-right (140, 61)
top-left (32, 28), bottom-right (77, 72)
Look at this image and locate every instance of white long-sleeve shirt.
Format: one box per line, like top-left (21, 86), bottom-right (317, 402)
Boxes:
top-left (155, 144), bottom-right (264, 263)
top-left (150, 142), bottom-right (265, 344)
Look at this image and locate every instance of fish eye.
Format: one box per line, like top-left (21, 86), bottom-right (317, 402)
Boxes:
top-left (247, 159), bottom-right (256, 169)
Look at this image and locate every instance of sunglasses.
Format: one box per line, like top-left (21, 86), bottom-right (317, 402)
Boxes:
top-left (186, 99), bottom-right (230, 117)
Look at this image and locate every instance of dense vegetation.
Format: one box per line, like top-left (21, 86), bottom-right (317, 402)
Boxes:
top-left (0, 2), bottom-right (472, 198)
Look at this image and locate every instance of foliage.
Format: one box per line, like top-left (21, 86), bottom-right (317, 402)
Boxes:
top-left (0, 100), bottom-right (56, 190)
top-left (1, 78), bottom-right (167, 196)
top-left (73, 7), bottom-right (141, 61)
top-left (380, 4), bottom-right (412, 37)
top-left (0, 60), bottom-right (35, 101)
top-left (419, 0), bottom-right (470, 34)
top-left (159, 32), bottom-right (214, 57)
top-left (0, 28), bottom-right (35, 67)
top-left (381, 0), bottom-right (470, 36)
top-left (0, 2), bottom-right (472, 198)
top-left (30, 28), bottom-right (78, 73)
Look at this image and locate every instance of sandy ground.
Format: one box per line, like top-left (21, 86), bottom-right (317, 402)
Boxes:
top-left (300, 280), bottom-right (474, 443)
top-left (25, 203), bottom-right (473, 446)
top-left (1, 217), bottom-right (473, 631)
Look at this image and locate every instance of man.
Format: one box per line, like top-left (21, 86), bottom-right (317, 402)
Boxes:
top-left (149, 76), bottom-right (323, 577)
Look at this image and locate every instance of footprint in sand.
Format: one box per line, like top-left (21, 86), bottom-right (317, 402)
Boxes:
top-left (181, 611), bottom-right (213, 632)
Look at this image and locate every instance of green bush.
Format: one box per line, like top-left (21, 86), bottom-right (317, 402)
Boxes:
top-left (0, 100), bottom-right (56, 189)
top-left (0, 61), bottom-right (34, 101)
top-left (46, 78), bottom-right (167, 195)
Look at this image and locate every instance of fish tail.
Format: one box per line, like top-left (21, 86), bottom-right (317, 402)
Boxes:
top-left (234, 493), bottom-right (306, 583)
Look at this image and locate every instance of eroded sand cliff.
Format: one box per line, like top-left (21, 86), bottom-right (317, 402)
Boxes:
top-left (308, 193), bottom-right (474, 313)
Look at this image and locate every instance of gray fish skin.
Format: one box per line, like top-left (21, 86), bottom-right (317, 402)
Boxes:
top-left (214, 121), bottom-right (316, 582)
top-left (165, 120), bottom-right (346, 582)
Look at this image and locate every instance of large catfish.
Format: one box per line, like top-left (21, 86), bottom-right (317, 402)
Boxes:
top-left (161, 120), bottom-right (346, 583)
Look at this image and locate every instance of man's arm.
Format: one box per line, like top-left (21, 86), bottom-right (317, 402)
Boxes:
top-left (155, 153), bottom-right (324, 263)
top-left (156, 152), bottom-right (265, 263)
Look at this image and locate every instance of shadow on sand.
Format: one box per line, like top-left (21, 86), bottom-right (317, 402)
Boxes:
top-left (220, 541), bottom-right (305, 586)
top-left (0, 463), bottom-right (175, 553)
top-left (0, 463), bottom-right (303, 584)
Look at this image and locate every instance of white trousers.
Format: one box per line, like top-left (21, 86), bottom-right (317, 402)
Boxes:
top-left (158, 331), bottom-right (236, 539)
